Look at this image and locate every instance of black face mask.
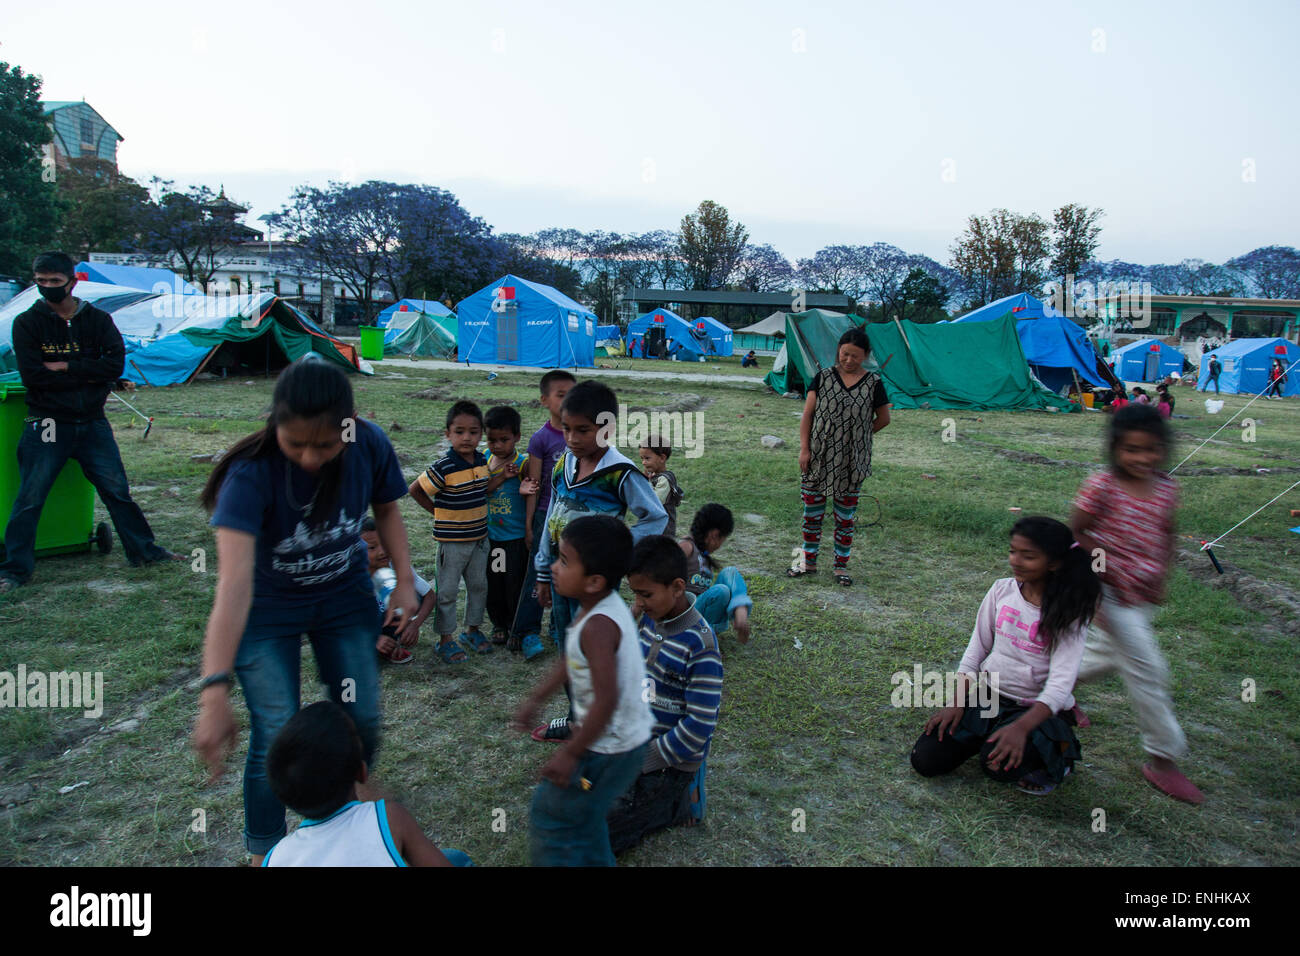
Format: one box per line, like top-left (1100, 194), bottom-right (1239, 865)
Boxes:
top-left (37, 281), bottom-right (71, 304)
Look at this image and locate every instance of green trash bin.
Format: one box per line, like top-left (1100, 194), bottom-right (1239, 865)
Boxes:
top-left (0, 382), bottom-right (112, 559)
top-left (358, 326), bottom-right (385, 362)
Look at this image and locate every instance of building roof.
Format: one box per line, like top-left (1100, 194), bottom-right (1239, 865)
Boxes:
top-left (1098, 294), bottom-right (1300, 310)
top-left (628, 287), bottom-right (855, 310)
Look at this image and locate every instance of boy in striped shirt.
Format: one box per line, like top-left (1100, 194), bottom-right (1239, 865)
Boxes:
top-left (608, 535), bottom-right (723, 854)
top-left (410, 400), bottom-right (501, 663)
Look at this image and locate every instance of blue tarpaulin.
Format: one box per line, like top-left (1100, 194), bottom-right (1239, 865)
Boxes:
top-left (376, 298), bottom-right (455, 327)
top-left (954, 293), bottom-right (1110, 393)
top-left (1111, 338), bottom-right (1186, 382)
top-left (1201, 338), bottom-right (1299, 396)
top-left (76, 262), bottom-right (201, 296)
top-left (456, 275), bottom-right (596, 368)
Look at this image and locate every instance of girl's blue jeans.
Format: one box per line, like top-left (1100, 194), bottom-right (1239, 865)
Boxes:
top-left (695, 566), bottom-right (752, 636)
top-left (234, 584), bottom-right (382, 855)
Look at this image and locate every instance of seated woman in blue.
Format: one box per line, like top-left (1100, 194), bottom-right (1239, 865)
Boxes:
top-left (192, 357), bottom-right (417, 864)
top-left (679, 503), bottom-right (753, 644)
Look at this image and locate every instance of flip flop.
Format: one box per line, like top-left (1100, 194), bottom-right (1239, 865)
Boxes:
top-left (1070, 704), bottom-right (1092, 728)
top-left (387, 645), bottom-right (414, 665)
top-left (833, 572), bottom-right (852, 587)
top-left (786, 566), bottom-right (817, 578)
top-left (1142, 764), bottom-right (1204, 805)
top-left (1017, 766), bottom-right (1069, 796)
top-left (491, 630), bottom-right (509, 646)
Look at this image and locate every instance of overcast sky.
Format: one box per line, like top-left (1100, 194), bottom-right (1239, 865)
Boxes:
top-left (6, 0), bottom-right (1297, 265)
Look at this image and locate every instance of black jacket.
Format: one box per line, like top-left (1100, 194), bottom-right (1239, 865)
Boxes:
top-left (12, 299), bottom-right (125, 422)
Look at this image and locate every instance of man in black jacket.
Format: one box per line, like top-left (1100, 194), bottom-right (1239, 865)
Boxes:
top-left (0, 252), bottom-right (179, 592)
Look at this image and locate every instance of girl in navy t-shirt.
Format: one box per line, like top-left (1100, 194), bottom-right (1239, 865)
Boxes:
top-left (192, 357), bottom-right (416, 862)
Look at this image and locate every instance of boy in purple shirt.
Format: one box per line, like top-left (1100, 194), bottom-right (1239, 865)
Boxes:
top-left (510, 370), bottom-right (576, 660)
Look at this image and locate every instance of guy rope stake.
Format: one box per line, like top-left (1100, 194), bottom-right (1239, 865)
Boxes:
top-left (1197, 476), bottom-right (1300, 573)
top-left (109, 391), bottom-right (154, 439)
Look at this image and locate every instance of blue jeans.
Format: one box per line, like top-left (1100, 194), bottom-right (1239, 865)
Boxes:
top-left (530, 743), bottom-right (648, 866)
top-left (235, 585), bottom-right (382, 855)
top-left (0, 417), bottom-right (167, 584)
top-left (511, 510), bottom-right (552, 639)
top-left (695, 567), bottom-right (752, 637)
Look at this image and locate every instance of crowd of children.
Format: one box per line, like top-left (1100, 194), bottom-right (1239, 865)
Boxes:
top-left (195, 349), bottom-right (1207, 867)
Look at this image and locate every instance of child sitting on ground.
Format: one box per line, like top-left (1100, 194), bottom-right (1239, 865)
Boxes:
top-left (410, 400), bottom-right (504, 663)
top-left (362, 517), bottom-right (436, 664)
top-left (910, 516), bottom-right (1100, 795)
top-left (484, 405), bottom-right (537, 647)
top-left (639, 437), bottom-right (684, 537)
top-left (512, 515), bottom-right (652, 866)
top-left (1155, 382), bottom-right (1174, 418)
top-left (608, 535), bottom-right (722, 854)
top-left (263, 701), bottom-right (470, 866)
top-left (679, 504), bottom-right (752, 643)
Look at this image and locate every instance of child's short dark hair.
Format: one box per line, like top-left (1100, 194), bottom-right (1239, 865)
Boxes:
top-left (33, 251), bottom-right (76, 278)
top-left (267, 701), bottom-right (364, 820)
top-left (629, 535), bottom-right (688, 586)
top-left (361, 516), bottom-right (377, 533)
top-left (561, 380), bottom-right (618, 426)
top-left (640, 437), bottom-right (672, 459)
top-left (446, 400), bottom-right (484, 430)
top-left (540, 370), bottom-right (577, 396)
top-left (1107, 403), bottom-right (1170, 467)
top-left (562, 515), bottom-right (632, 590)
top-left (484, 405), bottom-right (522, 435)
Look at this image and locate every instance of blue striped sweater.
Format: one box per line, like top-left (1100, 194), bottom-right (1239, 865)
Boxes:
top-left (638, 601), bottom-right (723, 772)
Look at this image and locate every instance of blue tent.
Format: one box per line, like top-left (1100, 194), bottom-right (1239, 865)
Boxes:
top-left (1111, 339), bottom-right (1186, 382)
top-left (376, 298), bottom-right (455, 328)
top-left (76, 261), bottom-right (201, 296)
top-left (596, 324), bottom-right (621, 342)
top-left (694, 316), bottom-right (734, 356)
top-left (456, 275), bottom-right (596, 368)
top-left (1201, 338), bottom-right (1299, 396)
top-left (626, 308), bottom-right (711, 359)
top-left (955, 293), bottom-right (1112, 393)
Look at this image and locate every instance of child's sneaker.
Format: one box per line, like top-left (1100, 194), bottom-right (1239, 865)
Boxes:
top-left (531, 717), bottom-right (571, 743)
top-left (521, 633), bottom-right (544, 660)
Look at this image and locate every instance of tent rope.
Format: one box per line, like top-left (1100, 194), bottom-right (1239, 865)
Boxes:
top-left (1200, 477), bottom-right (1300, 551)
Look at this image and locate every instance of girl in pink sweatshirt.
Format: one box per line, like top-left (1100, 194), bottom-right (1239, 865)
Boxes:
top-left (910, 517), bottom-right (1101, 795)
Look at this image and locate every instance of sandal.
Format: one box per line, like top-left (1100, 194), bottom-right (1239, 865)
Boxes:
top-left (1017, 767), bottom-right (1068, 796)
top-left (437, 640), bottom-right (468, 664)
top-left (491, 629), bottom-right (508, 646)
top-left (833, 572), bottom-right (852, 587)
top-left (387, 645), bottom-right (414, 665)
top-left (531, 717), bottom-right (571, 743)
top-left (786, 566), bottom-right (817, 578)
top-left (460, 630), bottom-right (493, 654)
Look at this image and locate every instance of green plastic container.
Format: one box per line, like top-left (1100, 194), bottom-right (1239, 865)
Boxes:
top-left (358, 326), bottom-right (385, 361)
top-left (0, 383), bottom-right (110, 558)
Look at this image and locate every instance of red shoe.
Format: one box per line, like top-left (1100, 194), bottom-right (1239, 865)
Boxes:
top-left (1071, 704), bottom-right (1091, 728)
top-left (1142, 764), bottom-right (1204, 805)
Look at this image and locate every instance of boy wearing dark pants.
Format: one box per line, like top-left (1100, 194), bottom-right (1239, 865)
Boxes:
top-left (512, 516), bottom-right (652, 866)
top-left (609, 536), bottom-right (722, 853)
top-left (511, 370), bottom-right (575, 659)
top-left (531, 380), bottom-right (669, 742)
top-left (409, 401), bottom-right (499, 663)
top-left (484, 406), bottom-right (533, 646)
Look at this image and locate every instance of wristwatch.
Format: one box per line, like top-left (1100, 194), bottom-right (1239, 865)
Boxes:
top-left (198, 671), bottom-right (234, 693)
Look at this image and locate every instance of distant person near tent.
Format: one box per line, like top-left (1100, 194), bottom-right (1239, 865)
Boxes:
top-left (1, 251), bottom-right (184, 595)
top-left (741, 350), bottom-right (759, 368)
top-left (789, 327), bottom-right (891, 587)
top-left (193, 358), bottom-right (417, 862)
top-left (1267, 359), bottom-right (1287, 399)
top-left (1200, 355), bottom-right (1222, 394)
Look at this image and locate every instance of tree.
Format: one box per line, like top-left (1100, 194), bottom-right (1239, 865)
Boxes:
top-left (1227, 246), bottom-right (1300, 299)
top-left (54, 157), bottom-right (153, 263)
top-left (0, 61), bottom-right (59, 277)
top-left (797, 245), bottom-right (862, 296)
top-left (949, 208), bottom-right (1049, 307)
top-left (1050, 203), bottom-right (1104, 283)
top-left (858, 243), bottom-right (913, 315)
top-left (677, 200), bottom-right (748, 290)
top-left (138, 182), bottom-right (255, 288)
top-left (734, 243), bottom-right (794, 292)
top-left (898, 267), bottom-right (949, 322)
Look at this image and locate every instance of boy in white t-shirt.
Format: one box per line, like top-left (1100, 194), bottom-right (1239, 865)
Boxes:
top-left (264, 701), bottom-right (470, 867)
top-left (513, 515), bottom-right (652, 866)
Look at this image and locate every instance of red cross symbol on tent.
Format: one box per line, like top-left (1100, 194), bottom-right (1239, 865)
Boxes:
top-left (653, 314), bottom-right (664, 323)
top-left (1149, 343), bottom-right (1160, 351)
top-left (494, 286), bottom-right (516, 300)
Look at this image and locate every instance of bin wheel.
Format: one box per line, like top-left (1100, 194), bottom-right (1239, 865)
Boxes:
top-left (95, 522), bottom-right (113, 554)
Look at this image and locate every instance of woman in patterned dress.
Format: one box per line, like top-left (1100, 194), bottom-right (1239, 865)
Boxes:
top-left (789, 327), bottom-right (891, 586)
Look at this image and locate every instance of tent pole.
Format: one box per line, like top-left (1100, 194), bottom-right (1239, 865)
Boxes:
top-left (894, 315), bottom-right (930, 387)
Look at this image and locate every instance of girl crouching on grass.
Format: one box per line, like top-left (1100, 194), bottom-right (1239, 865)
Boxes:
top-left (910, 516), bottom-right (1100, 795)
top-left (680, 504), bottom-right (752, 643)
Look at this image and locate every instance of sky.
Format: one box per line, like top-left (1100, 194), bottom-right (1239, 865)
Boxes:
top-left (5, 0), bottom-right (1298, 266)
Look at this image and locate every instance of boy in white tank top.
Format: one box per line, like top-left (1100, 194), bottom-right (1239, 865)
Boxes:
top-left (513, 515), bottom-right (652, 866)
top-left (263, 701), bottom-right (469, 867)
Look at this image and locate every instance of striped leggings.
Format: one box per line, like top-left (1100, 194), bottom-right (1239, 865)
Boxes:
top-left (800, 482), bottom-right (859, 571)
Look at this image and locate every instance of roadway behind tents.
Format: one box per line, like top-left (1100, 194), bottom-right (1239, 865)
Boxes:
top-left (1200, 338), bottom-right (1299, 396)
top-left (1111, 338), bottom-right (1186, 382)
top-left (457, 274), bottom-right (596, 368)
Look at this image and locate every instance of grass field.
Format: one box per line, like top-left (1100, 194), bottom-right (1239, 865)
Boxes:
top-left (1, 363), bottom-right (1297, 867)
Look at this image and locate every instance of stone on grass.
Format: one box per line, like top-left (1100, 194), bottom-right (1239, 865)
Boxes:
top-left (760, 435), bottom-right (785, 449)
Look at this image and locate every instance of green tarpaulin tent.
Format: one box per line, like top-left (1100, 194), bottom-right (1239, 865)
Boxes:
top-left (384, 310), bottom-right (457, 359)
top-left (765, 310), bottom-right (1073, 411)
